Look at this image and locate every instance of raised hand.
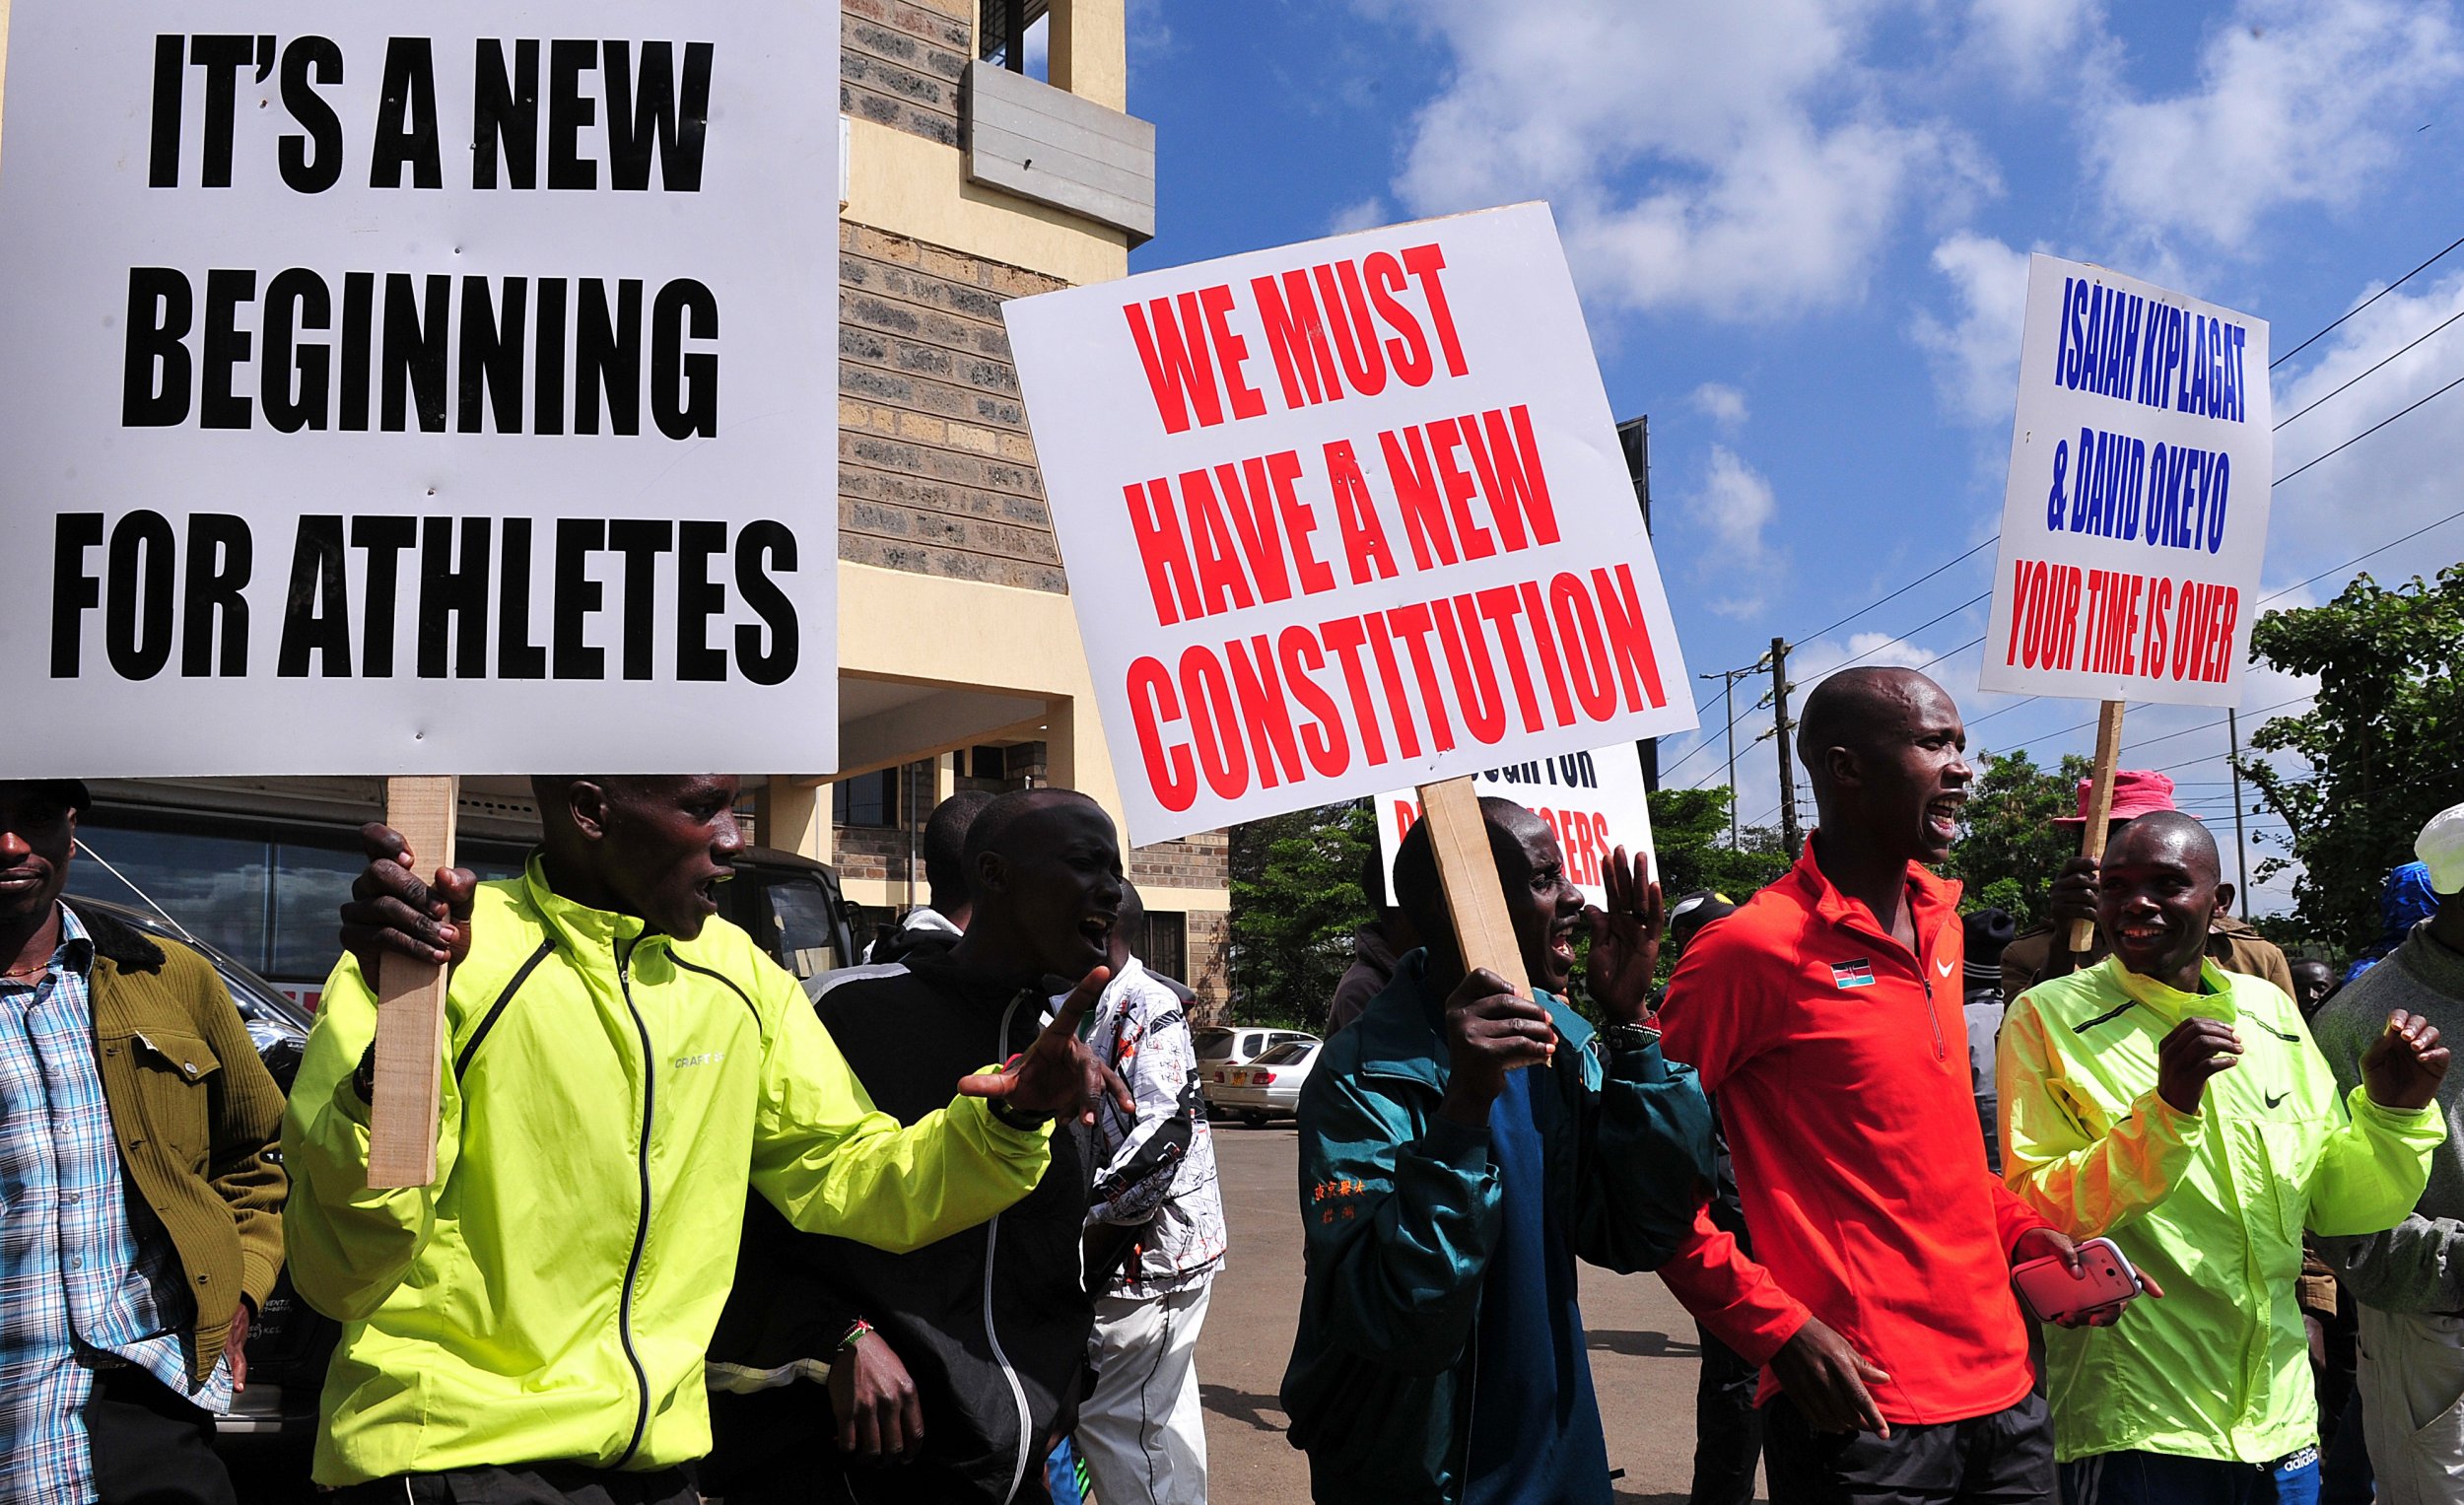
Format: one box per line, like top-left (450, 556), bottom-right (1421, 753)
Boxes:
top-left (1583, 846), bottom-right (1664, 1026)
top-left (957, 966), bottom-right (1133, 1126)
top-left (2362, 1010), bottom-right (2450, 1112)
top-left (1770, 1316), bottom-right (1891, 1437)
top-left (2156, 1017), bottom-right (2242, 1115)
top-left (1436, 968), bottom-right (1556, 1129)
top-left (339, 822), bottom-right (477, 977)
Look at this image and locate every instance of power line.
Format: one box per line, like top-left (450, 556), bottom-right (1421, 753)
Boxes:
top-left (2275, 369), bottom-right (2464, 488)
top-left (2273, 231), bottom-right (2464, 370)
top-left (2256, 504), bottom-right (2464, 605)
top-left (2275, 304), bottom-right (2464, 433)
top-left (1788, 540), bottom-right (1995, 647)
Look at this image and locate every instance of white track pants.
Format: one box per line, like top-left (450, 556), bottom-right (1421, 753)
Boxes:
top-left (1076, 1281), bottom-right (1213, 1505)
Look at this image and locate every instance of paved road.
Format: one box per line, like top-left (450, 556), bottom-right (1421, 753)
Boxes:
top-left (1198, 1121), bottom-right (1763, 1505)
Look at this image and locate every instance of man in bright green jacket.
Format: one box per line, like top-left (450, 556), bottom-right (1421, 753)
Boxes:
top-left (2000, 810), bottom-right (2448, 1504)
top-left (284, 776), bottom-right (1122, 1501)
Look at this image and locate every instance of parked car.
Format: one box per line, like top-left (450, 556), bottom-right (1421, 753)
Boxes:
top-left (1205, 1038), bottom-right (1322, 1127)
top-left (64, 895), bottom-right (334, 1452)
top-left (719, 846), bottom-right (861, 985)
top-left (1195, 1026), bottom-right (1319, 1118)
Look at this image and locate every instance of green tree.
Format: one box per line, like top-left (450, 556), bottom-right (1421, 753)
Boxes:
top-left (1946, 750), bottom-right (2095, 925)
top-left (2241, 567), bottom-right (2464, 954)
top-left (1226, 802), bottom-right (1376, 1028)
top-left (1646, 786), bottom-right (1794, 903)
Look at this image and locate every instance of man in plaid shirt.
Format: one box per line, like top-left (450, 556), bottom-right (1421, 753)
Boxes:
top-left (0, 780), bottom-right (289, 1505)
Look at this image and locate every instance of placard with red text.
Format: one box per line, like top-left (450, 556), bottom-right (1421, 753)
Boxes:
top-left (1979, 254), bottom-right (2272, 707)
top-left (1377, 741), bottom-right (1656, 912)
top-left (1001, 204), bottom-right (1697, 842)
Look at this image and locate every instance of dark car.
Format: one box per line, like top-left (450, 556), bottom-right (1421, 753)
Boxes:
top-left (63, 895), bottom-right (335, 1452)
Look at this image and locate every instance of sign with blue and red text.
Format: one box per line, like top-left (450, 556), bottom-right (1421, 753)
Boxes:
top-left (1979, 254), bottom-right (2272, 707)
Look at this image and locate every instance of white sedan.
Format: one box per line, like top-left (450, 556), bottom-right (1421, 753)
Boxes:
top-left (1206, 1039), bottom-right (1321, 1127)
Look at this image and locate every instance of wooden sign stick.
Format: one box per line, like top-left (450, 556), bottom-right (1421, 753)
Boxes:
top-left (2067, 700), bottom-right (2128, 957)
top-left (368, 775), bottom-right (459, 1190)
top-left (1417, 776), bottom-right (1530, 998)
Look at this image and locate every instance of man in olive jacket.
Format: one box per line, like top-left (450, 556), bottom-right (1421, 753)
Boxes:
top-left (0, 779), bottom-right (287, 1505)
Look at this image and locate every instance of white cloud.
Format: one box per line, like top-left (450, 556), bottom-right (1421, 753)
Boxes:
top-left (2083, 0), bottom-right (2464, 250)
top-left (2268, 266), bottom-right (2464, 584)
top-left (1684, 445), bottom-right (1783, 618)
top-left (1912, 232), bottom-right (2033, 427)
top-left (1328, 196), bottom-right (1390, 235)
top-left (1363, 0), bottom-right (1994, 321)
top-left (1690, 381), bottom-right (1750, 428)
top-left (1965, 0), bottom-right (2100, 87)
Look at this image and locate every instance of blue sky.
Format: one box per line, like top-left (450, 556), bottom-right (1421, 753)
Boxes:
top-left (1121, 0), bottom-right (2464, 913)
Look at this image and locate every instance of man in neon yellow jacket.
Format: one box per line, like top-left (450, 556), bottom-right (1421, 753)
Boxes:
top-left (284, 776), bottom-right (1123, 1501)
top-left (2000, 811), bottom-right (2448, 1505)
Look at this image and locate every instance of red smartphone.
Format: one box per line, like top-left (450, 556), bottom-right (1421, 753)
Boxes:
top-left (2014, 1236), bottom-right (2142, 1324)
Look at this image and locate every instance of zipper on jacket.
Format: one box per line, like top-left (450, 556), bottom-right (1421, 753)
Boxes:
top-left (612, 938), bottom-right (657, 1468)
top-left (986, 989), bottom-right (1037, 1504)
top-left (1843, 918), bottom-right (1950, 1063)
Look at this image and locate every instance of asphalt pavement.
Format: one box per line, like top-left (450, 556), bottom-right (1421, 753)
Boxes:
top-left (1198, 1120), bottom-right (1763, 1504)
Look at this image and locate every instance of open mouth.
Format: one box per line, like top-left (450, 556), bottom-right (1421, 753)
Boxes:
top-left (691, 873), bottom-right (728, 912)
top-left (1546, 919), bottom-right (1578, 970)
top-left (1078, 914), bottom-right (1116, 949)
top-left (2116, 920), bottom-right (2171, 947)
top-left (1924, 793), bottom-right (1966, 841)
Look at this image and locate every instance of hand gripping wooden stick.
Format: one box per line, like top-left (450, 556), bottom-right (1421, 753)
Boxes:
top-left (367, 776), bottom-right (457, 1190)
top-left (2068, 701), bottom-right (2127, 956)
top-left (1417, 776), bottom-right (1531, 998)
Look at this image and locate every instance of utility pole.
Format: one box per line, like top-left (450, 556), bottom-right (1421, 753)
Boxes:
top-left (2227, 709), bottom-right (2250, 920)
top-left (1771, 638), bottom-right (1801, 855)
top-left (1698, 660), bottom-right (1761, 847)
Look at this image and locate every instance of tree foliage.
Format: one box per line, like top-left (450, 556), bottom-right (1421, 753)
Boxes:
top-left (2240, 568), bottom-right (2464, 954)
top-left (1226, 802), bottom-right (1376, 1028)
top-left (1646, 786), bottom-right (1794, 902)
top-left (1946, 749), bottom-right (2095, 925)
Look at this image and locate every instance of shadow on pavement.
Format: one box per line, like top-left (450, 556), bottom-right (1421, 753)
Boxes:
top-left (1587, 1328), bottom-right (1699, 1359)
top-left (1199, 1381), bottom-right (1291, 1435)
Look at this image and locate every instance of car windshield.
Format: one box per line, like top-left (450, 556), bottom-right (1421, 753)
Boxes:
top-left (1194, 1029), bottom-right (1236, 1061)
top-left (1252, 1041), bottom-right (1315, 1066)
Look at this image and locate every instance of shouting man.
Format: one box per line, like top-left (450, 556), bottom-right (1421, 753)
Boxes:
top-left (1661, 668), bottom-right (2112, 1504)
top-left (288, 777), bottom-right (1118, 1503)
top-left (1281, 796), bottom-right (1724, 1503)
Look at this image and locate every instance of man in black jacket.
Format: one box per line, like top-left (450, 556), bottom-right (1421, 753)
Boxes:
top-left (708, 787), bottom-right (1142, 1504)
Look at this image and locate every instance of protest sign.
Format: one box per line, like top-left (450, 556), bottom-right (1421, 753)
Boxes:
top-left (0, 3), bottom-right (841, 776)
top-left (1979, 255), bottom-right (2271, 950)
top-left (1377, 742), bottom-right (1656, 910)
top-left (1001, 203), bottom-right (1698, 847)
top-left (1979, 254), bottom-right (2272, 708)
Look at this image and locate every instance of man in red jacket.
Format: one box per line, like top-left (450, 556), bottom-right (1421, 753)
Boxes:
top-left (1660, 666), bottom-right (2121, 1504)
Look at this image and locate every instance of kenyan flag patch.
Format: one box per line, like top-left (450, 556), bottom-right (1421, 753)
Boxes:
top-left (1830, 959), bottom-right (1877, 990)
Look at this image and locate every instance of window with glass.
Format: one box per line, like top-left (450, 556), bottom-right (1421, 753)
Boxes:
top-left (831, 768), bottom-right (902, 828)
top-left (1142, 909), bottom-right (1188, 984)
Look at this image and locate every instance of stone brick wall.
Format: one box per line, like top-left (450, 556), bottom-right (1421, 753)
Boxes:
top-left (1128, 833), bottom-right (1230, 891)
top-left (832, 824), bottom-right (915, 888)
top-left (839, 223), bottom-right (1070, 591)
top-left (843, 0), bottom-right (970, 148)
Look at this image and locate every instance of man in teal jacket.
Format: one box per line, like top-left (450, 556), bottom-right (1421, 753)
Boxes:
top-left (2001, 811), bottom-right (2447, 1504)
top-left (1281, 797), bottom-right (1722, 1504)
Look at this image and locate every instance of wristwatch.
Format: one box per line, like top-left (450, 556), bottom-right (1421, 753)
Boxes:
top-left (1600, 1021), bottom-right (1662, 1056)
top-left (988, 1097), bottom-right (1055, 1132)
